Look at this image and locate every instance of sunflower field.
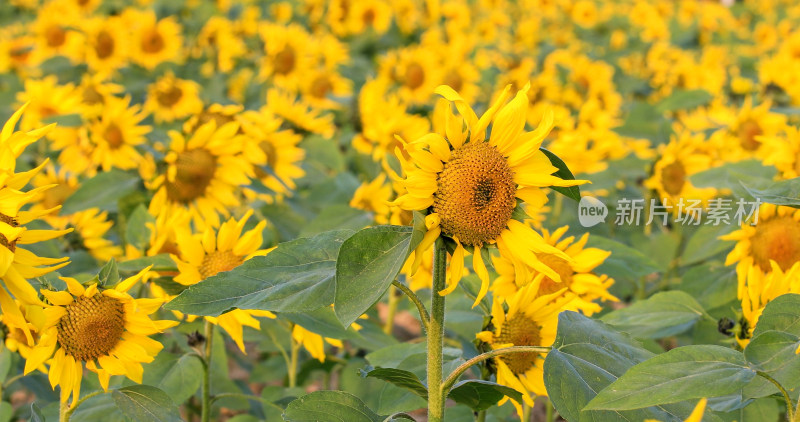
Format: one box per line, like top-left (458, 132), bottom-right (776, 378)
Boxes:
top-left (3, 0), bottom-right (800, 421)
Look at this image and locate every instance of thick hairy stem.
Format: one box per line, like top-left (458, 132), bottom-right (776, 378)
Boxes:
top-left (427, 238), bottom-right (447, 422)
top-left (201, 321), bottom-right (214, 422)
top-left (440, 346), bottom-right (550, 393)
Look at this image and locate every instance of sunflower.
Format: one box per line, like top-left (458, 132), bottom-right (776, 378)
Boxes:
top-left (0, 104), bottom-right (71, 345)
top-left (238, 108), bottom-right (306, 200)
top-left (64, 208), bottom-right (123, 262)
top-left (15, 76), bottom-right (82, 132)
top-left (291, 323), bottom-right (344, 363)
top-left (352, 79), bottom-right (430, 164)
top-left (87, 95), bottom-right (150, 172)
top-left (80, 16), bottom-right (129, 77)
top-left (350, 174), bottom-right (394, 225)
top-left (196, 16), bottom-right (246, 73)
top-left (736, 261), bottom-right (800, 348)
top-left (171, 211), bottom-right (275, 353)
top-left (30, 1), bottom-right (84, 64)
top-left (265, 89), bottom-right (336, 139)
top-left (300, 68), bottom-right (353, 110)
top-left (0, 25), bottom-right (37, 75)
top-left (492, 226), bottom-right (617, 316)
top-left (716, 97), bottom-right (787, 162)
top-left (344, 0), bottom-right (393, 36)
top-left (391, 84), bottom-right (587, 307)
top-left (475, 282), bottom-right (575, 416)
top-left (722, 204), bottom-right (800, 299)
top-left (762, 126), bottom-right (800, 180)
top-left (76, 74), bottom-right (125, 120)
top-left (127, 10), bottom-right (183, 70)
top-left (23, 267), bottom-right (178, 405)
top-left (29, 165), bottom-right (79, 228)
top-left (258, 23), bottom-right (314, 90)
top-left (147, 120), bottom-right (255, 229)
top-left (643, 130), bottom-right (718, 211)
top-left (379, 46), bottom-right (443, 105)
top-left (183, 103), bottom-right (242, 135)
top-left (144, 71), bottom-right (204, 124)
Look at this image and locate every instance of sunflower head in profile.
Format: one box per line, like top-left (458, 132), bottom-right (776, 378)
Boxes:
top-left (391, 84), bottom-right (587, 307)
top-left (169, 210), bottom-right (274, 353)
top-left (0, 104), bottom-right (71, 344)
top-left (722, 204), bottom-right (800, 299)
top-left (736, 261), bottom-right (800, 348)
top-left (476, 281), bottom-right (575, 416)
top-left (147, 120), bottom-right (255, 229)
top-left (23, 267), bottom-right (178, 406)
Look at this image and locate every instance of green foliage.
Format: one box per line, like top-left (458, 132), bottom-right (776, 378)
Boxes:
top-left (743, 294), bottom-right (800, 396)
top-left (111, 385), bottom-right (182, 422)
top-left (61, 170), bottom-right (141, 214)
top-left (282, 391), bottom-right (386, 422)
top-left (600, 291), bottom-right (709, 338)
top-left (335, 225), bottom-right (415, 326)
top-left (655, 89), bottom-right (713, 112)
top-left (447, 380), bottom-right (522, 411)
top-left (166, 230), bottom-right (354, 316)
top-left (540, 148), bottom-right (581, 201)
top-left (360, 367), bottom-right (428, 399)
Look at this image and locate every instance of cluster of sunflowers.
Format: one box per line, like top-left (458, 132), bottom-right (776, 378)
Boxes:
top-left (1, 0), bottom-right (800, 420)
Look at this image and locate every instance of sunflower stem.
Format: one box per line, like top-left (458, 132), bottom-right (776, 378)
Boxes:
top-left (384, 284), bottom-right (399, 334)
top-left (392, 280), bottom-right (430, 332)
top-left (201, 321), bottom-right (214, 422)
top-left (288, 323), bottom-right (300, 388)
top-left (757, 371), bottom-right (793, 422)
top-left (427, 238), bottom-right (447, 422)
top-left (62, 390), bottom-right (103, 421)
top-left (59, 399), bottom-right (69, 422)
top-left (440, 346), bottom-right (551, 394)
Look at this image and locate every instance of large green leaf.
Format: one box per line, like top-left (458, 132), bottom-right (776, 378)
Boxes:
top-left (682, 223), bottom-right (736, 266)
top-left (543, 312), bottom-right (710, 422)
top-left (540, 148), bottom-right (581, 201)
top-left (166, 230), bottom-right (353, 316)
top-left (601, 291), bottom-right (708, 339)
top-left (61, 169), bottom-right (140, 214)
top-left (447, 380), bottom-right (522, 411)
top-left (655, 89), bottom-right (713, 112)
top-left (360, 367), bottom-right (427, 399)
top-left (689, 160), bottom-right (776, 191)
top-left (125, 204), bottom-right (155, 250)
top-left (282, 391), bottom-right (383, 422)
top-left (585, 236), bottom-right (661, 280)
top-left (117, 255), bottom-right (176, 273)
top-left (335, 225), bottom-right (414, 326)
top-left (299, 205), bottom-right (372, 237)
top-left (281, 306), bottom-right (352, 340)
top-left (28, 403), bottom-right (44, 422)
top-left (744, 294), bottom-right (800, 398)
top-left (157, 354), bottom-right (204, 404)
top-left (585, 345), bottom-right (756, 411)
top-left (112, 385), bottom-right (182, 422)
top-left (740, 177), bottom-right (800, 209)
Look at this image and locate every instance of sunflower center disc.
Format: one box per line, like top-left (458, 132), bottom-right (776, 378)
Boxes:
top-left (95, 30), bottom-right (115, 59)
top-left (274, 47), bottom-right (296, 75)
top-left (738, 119), bottom-right (763, 151)
top-left (166, 148), bottom-right (217, 203)
top-left (660, 160), bottom-right (686, 196)
top-left (751, 216), bottom-right (800, 272)
top-left (45, 25), bottom-right (66, 48)
top-left (434, 142), bottom-right (516, 246)
top-left (141, 30), bottom-right (165, 54)
top-left (57, 294), bottom-right (125, 361)
top-left (494, 315), bottom-right (541, 374)
top-left (156, 86), bottom-right (183, 107)
top-left (405, 62), bottom-right (425, 89)
top-left (104, 123), bottom-right (125, 149)
top-left (534, 253), bottom-right (574, 295)
top-left (199, 250), bottom-right (243, 279)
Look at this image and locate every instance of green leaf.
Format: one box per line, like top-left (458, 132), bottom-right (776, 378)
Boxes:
top-left (125, 205), bottom-right (155, 251)
top-left (543, 312), bottom-right (710, 422)
top-left (360, 367), bottom-right (428, 399)
top-left (585, 235), bottom-right (661, 280)
top-left (601, 291), bottom-right (708, 338)
top-left (98, 258), bottom-right (120, 287)
top-left (157, 354), bottom-right (204, 404)
top-left (281, 306), bottom-right (351, 340)
top-left (540, 148), bottom-right (581, 201)
top-left (447, 380), bottom-right (522, 411)
top-left (117, 255), bottom-right (176, 273)
top-left (112, 385), bottom-right (182, 422)
top-left (744, 294), bottom-right (800, 397)
top-left (29, 403), bottom-right (44, 422)
top-left (282, 391), bottom-right (384, 422)
top-left (585, 345), bottom-right (756, 411)
top-left (682, 223), bottom-right (737, 266)
top-left (740, 177), bottom-right (800, 208)
top-left (41, 113), bottom-right (82, 127)
top-left (689, 160), bottom-right (776, 191)
top-left (613, 102), bottom-right (672, 145)
top-left (299, 205), bottom-right (372, 237)
top-left (166, 230), bottom-right (353, 316)
top-left (334, 226), bottom-right (413, 326)
top-left (655, 89), bottom-right (713, 112)
top-left (0, 346), bottom-right (12, 383)
top-left (61, 170), bottom-right (140, 214)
